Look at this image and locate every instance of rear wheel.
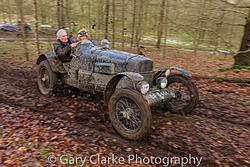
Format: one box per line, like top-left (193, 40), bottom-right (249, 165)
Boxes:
top-left (37, 60), bottom-right (58, 95)
top-left (164, 74), bottom-right (199, 115)
top-left (108, 89), bottom-right (152, 140)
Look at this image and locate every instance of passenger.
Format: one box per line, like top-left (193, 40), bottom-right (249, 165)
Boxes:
top-left (77, 28), bottom-right (97, 46)
top-left (77, 28), bottom-right (89, 41)
top-left (53, 29), bottom-right (78, 63)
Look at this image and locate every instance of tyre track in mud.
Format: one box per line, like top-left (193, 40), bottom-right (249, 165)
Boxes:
top-left (0, 59), bottom-right (249, 166)
top-left (190, 82), bottom-right (250, 127)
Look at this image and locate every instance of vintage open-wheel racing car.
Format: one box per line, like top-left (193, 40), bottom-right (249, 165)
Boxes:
top-left (36, 39), bottom-right (199, 140)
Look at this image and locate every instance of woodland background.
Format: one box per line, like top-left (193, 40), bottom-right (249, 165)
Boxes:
top-left (0, 0), bottom-right (250, 67)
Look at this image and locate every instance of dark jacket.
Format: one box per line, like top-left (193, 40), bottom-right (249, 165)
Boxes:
top-left (53, 38), bottom-right (73, 63)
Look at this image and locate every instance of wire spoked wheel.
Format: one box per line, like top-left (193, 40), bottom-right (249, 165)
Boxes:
top-left (115, 97), bottom-right (142, 132)
top-left (109, 89), bottom-right (152, 140)
top-left (164, 74), bottom-right (199, 115)
top-left (40, 67), bottom-right (50, 89)
top-left (37, 60), bottom-right (57, 95)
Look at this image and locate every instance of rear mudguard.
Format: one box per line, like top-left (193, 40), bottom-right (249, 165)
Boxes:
top-left (36, 53), bottom-right (67, 73)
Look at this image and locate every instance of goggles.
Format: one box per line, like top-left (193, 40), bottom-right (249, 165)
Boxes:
top-left (78, 31), bottom-right (88, 36)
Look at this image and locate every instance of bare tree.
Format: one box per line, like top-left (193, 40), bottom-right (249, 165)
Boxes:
top-left (135, 0), bottom-right (144, 52)
top-left (213, 10), bottom-right (225, 50)
top-left (0, 0), bottom-right (6, 24)
top-left (60, 0), bottom-right (65, 28)
top-left (229, 10), bottom-right (237, 46)
top-left (111, 0), bottom-right (116, 47)
top-left (15, 0), bottom-right (29, 61)
top-left (57, 0), bottom-right (61, 28)
top-left (34, 0), bottom-right (40, 57)
top-left (130, 0), bottom-right (137, 47)
top-left (88, 0), bottom-right (91, 30)
top-left (38, 0), bottom-right (46, 24)
top-left (6, 0), bottom-right (12, 23)
top-left (97, 0), bottom-right (104, 40)
top-left (65, 0), bottom-right (71, 31)
top-left (143, 0), bottom-right (149, 34)
top-left (121, 0), bottom-right (125, 49)
top-left (193, 0), bottom-right (207, 56)
top-left (162, 0), bottom-right (169, 58)
top-left (104, 0), bottom-right (110, 39)
top-left (156, 0), bottom-right (166, 48)
top-left (79, 0), bottom-right (85, 25)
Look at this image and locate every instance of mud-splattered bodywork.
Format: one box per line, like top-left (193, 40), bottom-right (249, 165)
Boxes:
top-left (37, 39), bottom-right (191, 106)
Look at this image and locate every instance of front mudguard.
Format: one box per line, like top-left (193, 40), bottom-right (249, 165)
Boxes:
top-left (153, 67), bottom-right (191, 85)
top-left (104, 72), bottom-right (144, 105)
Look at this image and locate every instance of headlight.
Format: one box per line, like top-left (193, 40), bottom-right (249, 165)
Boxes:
top-left (156, 77), bottom-right (168, 89)
top-left (136, 81), bottom-right (150, 94)
top-left (165, 69), bottom-right (171, 77)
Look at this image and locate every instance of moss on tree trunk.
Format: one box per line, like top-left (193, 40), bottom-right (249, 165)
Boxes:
top-left (235, 9), bottom-right (250, 66)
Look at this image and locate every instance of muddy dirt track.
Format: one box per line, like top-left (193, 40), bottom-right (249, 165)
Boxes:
top-left (0, 58), bottom-right (249, 166)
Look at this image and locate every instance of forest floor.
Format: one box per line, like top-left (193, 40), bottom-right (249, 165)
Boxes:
top-left (0, 41), bottom-right (249, 166)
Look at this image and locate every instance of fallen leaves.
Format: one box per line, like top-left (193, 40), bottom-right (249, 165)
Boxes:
top-left (0, 58), bottom-right (249, 166)
top-left (125, 148), bottom-right (132, 152)
top-left (167, 121), bottom-right (172, 126)
top-left (17, 147), bottom-right (27, 152)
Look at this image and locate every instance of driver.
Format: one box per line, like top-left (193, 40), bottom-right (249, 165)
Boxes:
top-left (53, 29), bottom-right (78, 63)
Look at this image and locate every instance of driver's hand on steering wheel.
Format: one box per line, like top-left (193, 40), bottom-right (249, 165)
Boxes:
top-left (70, 42), bottom-right (78, 48)
top-left (72, 54), bottom-right (78, 58)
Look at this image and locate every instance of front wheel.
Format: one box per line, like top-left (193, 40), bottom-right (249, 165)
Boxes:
top-left (108, 89), bottom-right (152, 140)
top-left (37, 60), bottom-right (58, 95)
top-left (164, 74), bottom-right (199, 115)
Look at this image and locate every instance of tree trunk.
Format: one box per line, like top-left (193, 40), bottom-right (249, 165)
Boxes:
top-left (143, 0), bottom-right (149, 35)
top-left (6, 0), bottom-right (12, 23)
top-left (193, 0), bottom-right (207, 56)
top-left (229, 11), bottom-right (236, 46)
top-left (136, 0), bottom-right (144, 53)
top-left (97, 0), bottom-right (104, 40)
top-left (130, 0), bottom-right (137, 47)
top-left (79, 0), bottom-right (85, 26)
top-left (0, 0), bottom-right (6, 24)
top-left (121, 0), bottom-right (125, 49)
top-left (57, 0), bottom-right (61, 29)
top-left (38, 0), bottom-right (47, 24)
top-left (156, 0), bottom-right (166, 48)
top-left (235, 9), bottom-right (250, 66)
top-left (88, 0), bottom-right (91, 31)
top-left (111, 0), bottom-right (115, 48)
top-left (213, 9), bottom-right (225, 50)
top-left (15, 0), bottom-right (29, 61)
top-left (34, 0), bottom-right (40, 57)
top-left (162, 0), bottom-right (169, 59)
top-left (104, 0), bottom-right (110, 39)
top-left (65, 0), bottom-right (71, 31)
top-left (60, 0), bottom-right (64, 28)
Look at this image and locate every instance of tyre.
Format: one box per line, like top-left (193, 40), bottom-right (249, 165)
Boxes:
top-left (164, 74), bottom-right (199, 115)
top-left (108, 88), bottom-right (152, 140)
top-left (37, 60), bottom-right (58, 95)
